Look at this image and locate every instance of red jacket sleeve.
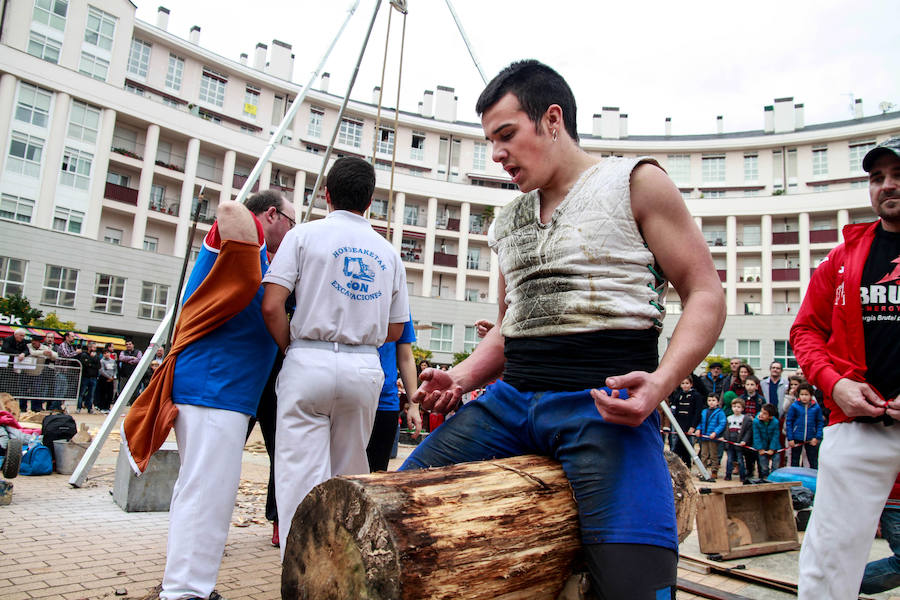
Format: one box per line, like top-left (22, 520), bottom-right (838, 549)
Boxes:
top-left (790, 247), bottom-right (845, 398)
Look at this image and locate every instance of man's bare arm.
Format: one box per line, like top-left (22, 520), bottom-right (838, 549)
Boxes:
top-left (261, 283), bottom-right (291, 353)
top-left (396, 342), bottom-right (422, 437)
top-left (216, 201), bottom-right (258, 242)
top-left (592, 164), bottom-right (726, 426)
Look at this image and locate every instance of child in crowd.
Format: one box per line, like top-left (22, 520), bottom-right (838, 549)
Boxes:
top-left (724, 398), bottom-right (753, 481)
top-left (785, 383), bottom-right (824, 469)
top-left (740, 375), bottom-right (764, 417)
top-left (753, 403), bottom-right (782, 478)
top-left (669, 377), bottom-right (704, 467)
top-left (696, 395), bottom-right (726, 481)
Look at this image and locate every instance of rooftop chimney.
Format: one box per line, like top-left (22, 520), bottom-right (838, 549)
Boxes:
top-left (592, 113), bottom-right (602, 136)
top-left (764, 105), bottom-right (774, 133)
top-left (421, 90), bottom-right (434, 117)
top-left (253, 42), bottom-right (267, 71)
top-left (619, 113), bottom-right (628, 138)
top-left (156, 6), bottom-right (169, 30)
top-left (773, 97), bottom-right (795, 133)
top-left (373, 86), bottom-right (381, 105)
top-left (794, 103), bottom-right (805, 129)
top-left (600, 106), bottom-right (620, 139)
top-left (320, 72), bottom-right (330, 93)
top-left (239, 52), bottom-right (248, 66)
top-left (854, 98), bottom-right (863, 119)
top-left (434, 85), bottom-right (456, 122)
top-left (269, 39), bottom-right (292, 79)
top-left (665, 117), bottom-right (672, 136)
top-left (716, 115), bottom-right (723, 134)
top-left (189, 25), bottom-right (200, 44)
top-left (417, 101), bottom-right (423, 114)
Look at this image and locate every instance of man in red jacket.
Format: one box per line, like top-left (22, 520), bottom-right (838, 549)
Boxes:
top-left (791, 136), bottom-right (900, 599)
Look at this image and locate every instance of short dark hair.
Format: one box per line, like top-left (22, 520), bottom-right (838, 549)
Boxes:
top-left (245, 189), bottom-right (284, 216)
top-left (760, 403), bottom-right (777, 417)
top-left (745, 374), bottom-right (760, 385)
top-left (475, 59), bottom-right (579, 143)
top-left (709, 361), bottom-right (723, 369)
top-left (797, 383), bottom-right (816, 396)
top-left (326, 157), bottom-right (375, 212)
top-left (731, 398), bottom-right (745, 408)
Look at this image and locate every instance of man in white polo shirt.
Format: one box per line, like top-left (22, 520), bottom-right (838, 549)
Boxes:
top-left (262, 156), bottom-right (409, 558)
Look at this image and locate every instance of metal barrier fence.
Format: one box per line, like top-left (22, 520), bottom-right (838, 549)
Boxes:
top-left (0, 354), bottom-right (82, 410)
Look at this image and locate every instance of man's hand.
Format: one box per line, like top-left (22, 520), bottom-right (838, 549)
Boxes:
top-left (474, 319), bottom-right (494, 338)
top-left (810, 438), bottom-right (819, 446)
top-left (831, 378), bottom-right (886, 418)
top-left (887, 396), bottom-right (900, 421)
top-left (413, 368), bottom-right (462, 414)
top-left (405, 403), bottom-right (422, 438)
top-left (710, 432), bottom-right (717, 440)
top-left (590, 371), bottom-right (667, 427)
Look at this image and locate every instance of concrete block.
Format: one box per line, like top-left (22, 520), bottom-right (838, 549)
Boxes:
top-left (113, 441), bottom-right (179, 512)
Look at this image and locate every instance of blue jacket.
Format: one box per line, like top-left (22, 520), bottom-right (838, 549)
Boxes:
top-left (785, 400), bottom-right (825, 442)
top-left (697, 407), bottom-right (726, 437)
top-left (752, 416), bottom-right (781, 451)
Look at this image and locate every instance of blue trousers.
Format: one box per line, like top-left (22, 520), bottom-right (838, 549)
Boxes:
top-left (400, 380), bottom-right (678, 550)
top-left (861, 508), bottom-right (900, 594)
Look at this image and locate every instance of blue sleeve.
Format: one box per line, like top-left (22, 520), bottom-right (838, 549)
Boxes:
top-left (785, 404), bottom-right (796, 439)
top-left (714, 410), bottom-right (726, 435)
top-left (398, 318), bottom-right (416, 344)
top-left (770, 422), bottom-right (782, 450)
top-left (815, 406), bottom-right (825, 439)
top-left (752, 419), bottom-right (762, 448)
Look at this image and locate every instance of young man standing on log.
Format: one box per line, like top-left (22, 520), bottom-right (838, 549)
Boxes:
top-left (262, 157), bottom-right (410, 560)
top-left (403, 60), bottom-right (725, 599)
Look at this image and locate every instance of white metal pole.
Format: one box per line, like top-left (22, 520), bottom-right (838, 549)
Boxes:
top-left (659, 400), bottom-right (711, 480)
top-left (444, 0), bottom-right (487, 85)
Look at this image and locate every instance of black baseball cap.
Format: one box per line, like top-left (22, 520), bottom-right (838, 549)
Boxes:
top-left (862, 136), bottom-right (900, 172)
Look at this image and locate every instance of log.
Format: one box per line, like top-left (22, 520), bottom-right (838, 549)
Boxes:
top-left (283, 452), bottom-right (697, 600)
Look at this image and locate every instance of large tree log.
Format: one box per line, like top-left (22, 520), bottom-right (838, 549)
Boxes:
top-left (283, 452), bottom-right (697, 600)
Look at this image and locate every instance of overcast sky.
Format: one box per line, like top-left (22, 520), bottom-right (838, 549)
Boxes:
top-left (135, 0), bottom-right (899, 136)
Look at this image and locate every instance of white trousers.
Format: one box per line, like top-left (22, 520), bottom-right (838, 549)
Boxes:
top-left (798, 420), bottom-right (900, 599)
top-left (161, 404), bottom-right (250, 600)
top-left (275, 346), bottom-right (383, 561)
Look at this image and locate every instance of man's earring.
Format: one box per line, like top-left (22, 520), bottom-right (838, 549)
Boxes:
top-left (552, 129), bottom-right (558, 142)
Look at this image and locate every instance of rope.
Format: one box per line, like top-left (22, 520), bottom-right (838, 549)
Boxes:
top-left (673, 431), bottom-right (813, 455)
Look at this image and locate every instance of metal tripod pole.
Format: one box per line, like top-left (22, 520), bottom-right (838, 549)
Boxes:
top-left (658, 400), bottom-right (711, 480)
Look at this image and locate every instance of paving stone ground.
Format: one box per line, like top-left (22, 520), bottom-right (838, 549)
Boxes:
top-left (2, 411), bottom-right (898, 600)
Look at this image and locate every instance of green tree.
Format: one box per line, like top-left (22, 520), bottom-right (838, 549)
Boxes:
top-left (411, 344), bottom-right (432, 365)
top-left (452, 350), bottom-right (470, 366)
top-left (703, 355), bottom-right (732, 374)
top-left (0, 293), bottom-right (42, 326)
top-left (30, 311), bottom-right (77, 331)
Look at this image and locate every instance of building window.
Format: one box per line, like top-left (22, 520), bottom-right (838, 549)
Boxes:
top-left (742, 224), bottom-right (761, 246)
top-left (702, 155), bottom-right (726, 182)
top-left (773, 340), bottom-right (798, 369)
top-left (32, 0), bottom-right (68, 31)
top-left (243, 86), bottom-right (259, 118)
top-left (0, 194), bottom-right (35, 224)
top-left (103, 227), bottom-right (122, 245)
top-left (376, 127), bottom-right (394, 155)
top-left (78, 51), bottom-right (109, 81)
top-left (473, 142), bottom-right (487, 170)
top-left (703, 228), bottom-right (726, 246)
top-left (370, 198), bottom-right (388, 219)
top-left (165, 53), bottom-right (184, 91)
top-left (59, 148), bottom-right (92, 190)
top-left (849, 139), bottom-right (876, 173)
top-left (27, 31), bottom-right (62, 63)
top-left (0, 256), bottom-right (26, 297)
top-left (666, 154), bottom-right (691, 185)
top-left (464, 288), bottom-right (480, 303)
top-left (127, 38), bottom-right (151, 78)
top-left (125, 82), bottom-right (144, 96)
top-left (705, 190), bottom-right (725, 199)
top-left (773, 149), bottom-right (784, 191)
top-left (6, 132), bottom-right (44, 178)
top-left (67, 101), bottom-right (101, 144)
top-left (404, 205), bottom-right (419, 226)
top-left (464, 325), bottom-right (478, 352)
top-left (411, 131), bottom-right (425, 161)
top-left (92, 273), bottom-right (125, 314)
top-left (41, 264), bottom-right (77, 307)
top-left (307, 107), bottom-right (323, 138)
top-left (149, 184), bottom-right (166, 211)
top-left (712, 339), bottom-right (725, 356)
top-left (812, 146), bottom-right (828, 177)
top-left (199, 68), bottom-right (227, 107)
top-left (738, 339), bottom-right (761, 369)
top-left (787, 148), bottom-right (798, 189)
top-left (139, 281), bottom-right (169, 320)
top-left (84, 6), bottom-right (116, 51)
top-left (338, 118), bottom-right (362, 148)
top-left (744, 302), bottom-right (761, 315)
top-left (429, 322), bottom-right (453, 352)
top-left (190, 245), bottom-right (200, 262)
top-left (52, 207), bottom-right (84, 233)
top-left (106, 171), bottom-right (128, 186)
top-left (143, 236), bottom-right (158, 252)
top-left (466, 247), bottom-right (481, 270)
top-left (743, 154), bottom-right (758, 181)
top-left (15, 82), bottom-right (52, 128)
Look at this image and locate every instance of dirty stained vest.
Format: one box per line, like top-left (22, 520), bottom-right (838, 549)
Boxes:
top-left (488, 157), bottom-right (667, 338)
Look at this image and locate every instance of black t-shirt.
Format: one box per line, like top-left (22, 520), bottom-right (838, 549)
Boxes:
top-left (503, 328), bottom-right (659, 392)
top-left (861, 223), bottom-right (900, 401)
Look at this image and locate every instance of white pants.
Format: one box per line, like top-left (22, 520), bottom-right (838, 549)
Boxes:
top-left (798, 420), bottom-right (900, 599)
top-left (275, 345), bottom-right (383, 561)
top-left (161, 404), bottom-right (250, 600)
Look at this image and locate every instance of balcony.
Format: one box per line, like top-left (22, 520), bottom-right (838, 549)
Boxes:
top-left (716, 269), bottom-right (727, 282)
top-left (104, 182), bottom-right (139, 205)
top-left (232, 173), bottom-right (260, 192)
top-left (810, 229), bottom-right (838, 244)
top-left (466, 259), bottom-right (490, 271)
top-left (772, 268), bottom-right (800, 282)
top-left (772, 231), bottom-right (799, 245)
top-left (149, 197), bottom-right (180, 217)
top-left (433, 252), bottom-right (458, 267)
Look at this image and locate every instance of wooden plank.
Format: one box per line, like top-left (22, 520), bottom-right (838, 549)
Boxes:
top-left (679, 553), bottom-right (798, 594)
top-left (697, 494), bottom-right (730, 554)
top-left (706, 482), bottom-right (800, 496)
top-left (717, 540), bottom-right (801, 560)
top-left (676, 577), bottom-right (754, 600)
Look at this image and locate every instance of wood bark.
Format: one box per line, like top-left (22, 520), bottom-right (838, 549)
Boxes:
top-left (283, 452), bottom-right (697, 600)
